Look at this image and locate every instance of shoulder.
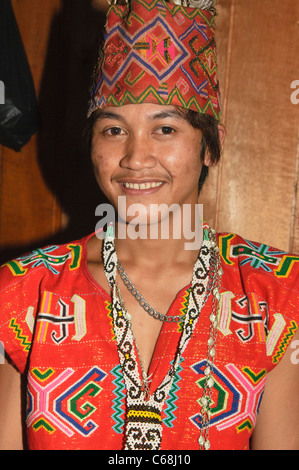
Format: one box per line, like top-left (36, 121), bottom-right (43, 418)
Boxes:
top-left (217, 230), bottom-right (299, 289)
top-left (217, 230), bottom-right (299, 368)
top-left (0, 234), bottom-right (92, 288)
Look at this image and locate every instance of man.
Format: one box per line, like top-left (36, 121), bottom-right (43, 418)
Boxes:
top-left (0, 0), bottom-right (298, 450)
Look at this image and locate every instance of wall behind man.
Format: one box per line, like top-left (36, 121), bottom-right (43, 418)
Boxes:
top-left (200, 0), bottom-right (299, 253)
top-left (0, 0), bottom-right (298, 263)
top-left (0, 0), bottom-right (106, 263)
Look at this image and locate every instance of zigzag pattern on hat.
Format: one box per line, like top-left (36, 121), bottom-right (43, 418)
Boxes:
top-left (88, 0), bottom-right (221, 119)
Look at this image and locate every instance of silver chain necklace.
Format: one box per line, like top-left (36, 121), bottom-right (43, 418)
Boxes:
top-left (117, 261), bottom-right (185, 323)
top-left (103, 225), bottom-right (222, 450)
top-left (117, 240), bottom-right (220, 324)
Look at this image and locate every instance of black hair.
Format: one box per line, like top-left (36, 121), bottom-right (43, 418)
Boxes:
top-left (179, 109), bottom-right (221, 193)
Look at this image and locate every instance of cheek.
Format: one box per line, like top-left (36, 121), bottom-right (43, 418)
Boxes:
top-left (186, 141), bottom-right (203, 174)
top-left (91, 145), bottom-right (111, 177)
top-left (91, 151), bottom-right (103, 180)
top-left (167, 142), bottom-right (202, 180)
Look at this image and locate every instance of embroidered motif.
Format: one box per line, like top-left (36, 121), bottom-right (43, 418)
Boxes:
top-left (1, 228), bottom-right (298, 450)
top-left (9, 318), bottom-right (31, 352)
top-left (178, 290), bottom-right (190, 331)
top-left (216, 364), bottom-right (265, 432)
top-left (32, 418), bottom-right (55, 434)
top-left (266, 313), bottom-right (286, 357)
top-left (191, 361), bottom-right (266, 435)
top-left (27, 367), bottom-right (76, 437)
top-left (36, 292), bottom-right (87, 344)
top-left (219, 235), bottom-right (287, 273)
top-left (218, 292), bottom-right (268, 344)
top-left (31, 367), bottom-right (55, 381)
top-left (274, 254), bottom-right (299, 278)
top-left (27, 367), bottom-right (107, 437)
top-left (15, 247), bottom-right (70, 275)
top-left (88, 0), bottom-right (220, 119)
top-left (218, 233), bottom-right (235, 266)
top-left (242, 367), bottom-right (266, 384)
top-left (25, 306), bottom-right (35, 334)
top-left (231, 242), bottom-right (285, 272)
top-left (237, 419), bottom-right (253, 433)
top-left (217, 291), bottom-right (234, 336)
top-left (232, 295), bottom-right (266, 343)
top-left (272, 320), bottom-right (298, 364)
top-left (55, 367), bottom-right (106, 436)
top-left (190, 360), bottom-right (241, 429)
top-left (104, 300), bottom-right (115, 340)
top-left (4, 244), bottom-right (82, 277)
top-left (67, 244), bottom-right (82, 270)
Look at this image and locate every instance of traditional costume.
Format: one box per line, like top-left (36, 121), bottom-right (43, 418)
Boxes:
top-left (0, 0), bottom-right (298, 451)
top-left (0, 226), bottom-right (299, 450)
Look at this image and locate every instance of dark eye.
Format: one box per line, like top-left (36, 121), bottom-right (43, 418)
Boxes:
top-left (105, 127), bottom-right (123, 136)
top-left (160, 126), bottom-right (175, 135)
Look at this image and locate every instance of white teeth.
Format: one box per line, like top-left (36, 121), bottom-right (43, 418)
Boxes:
top-left (123, 182), bottom-right (163, 190)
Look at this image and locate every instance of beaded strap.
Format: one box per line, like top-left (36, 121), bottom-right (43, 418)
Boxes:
top-left (103, 226), bottom-right (221, 450)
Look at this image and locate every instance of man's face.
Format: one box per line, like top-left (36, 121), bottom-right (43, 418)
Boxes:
top-left (91, 103), bottom-right (207, 225)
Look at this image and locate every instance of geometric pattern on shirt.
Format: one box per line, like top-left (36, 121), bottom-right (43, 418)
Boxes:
top-left (26, 366), bottom-right (107, 437)
top-left (232, 294), bottom-right (268, 344)
top-left (218, 292), bottom-right (268, 344)
top-left (272, 320), bottom-right (298, 364)
top-left (190, 360), bottom-right (266, 433)
top-left (4, 243), bottom-right (82, 276)
top-left (36, 292), bottom-right (86, 344)
top-left (230, 241), bottom-right (285, 273)
top-left (9, 318), bottom-right (31, 352)
top-left (266, 314), bottom-right (298, 364)
top-left (219, 233), bottom-right (299, 279)
top-left (215, 364), bottom-right (266, 433)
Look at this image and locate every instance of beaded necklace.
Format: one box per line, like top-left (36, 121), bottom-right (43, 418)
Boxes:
top-left (103, 225), bottom-right (222, 450)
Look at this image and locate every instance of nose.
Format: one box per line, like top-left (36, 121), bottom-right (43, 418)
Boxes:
top-left (120, 133), bottom-right (157, 171)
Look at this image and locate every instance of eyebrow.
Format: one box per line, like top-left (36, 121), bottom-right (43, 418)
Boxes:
top-left (150, 109), bottom-right (186, 121)
top-left (93, 110), bottom-right (126, 122)
top-left (92, 107), bottom-right (186, 124)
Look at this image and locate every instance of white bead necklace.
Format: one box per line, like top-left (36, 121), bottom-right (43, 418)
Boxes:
top-left (103, 225), bottom-right (222, 450)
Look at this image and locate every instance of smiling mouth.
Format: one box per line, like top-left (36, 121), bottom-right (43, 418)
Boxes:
top-left (122, 182), bottom-right (163, 190)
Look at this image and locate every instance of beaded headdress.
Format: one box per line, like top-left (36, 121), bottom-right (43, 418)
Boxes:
top-left (87, 0), bottom-right (221, 119)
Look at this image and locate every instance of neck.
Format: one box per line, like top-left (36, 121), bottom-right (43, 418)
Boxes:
top-left (114, 211), bottom-right (204, 268)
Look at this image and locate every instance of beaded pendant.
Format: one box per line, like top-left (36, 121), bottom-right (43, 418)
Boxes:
top-left (103, 226), bottom-right (222, 450)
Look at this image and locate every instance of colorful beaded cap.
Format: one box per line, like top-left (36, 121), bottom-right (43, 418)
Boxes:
top-left (87, 0), bottom-right (221, 119)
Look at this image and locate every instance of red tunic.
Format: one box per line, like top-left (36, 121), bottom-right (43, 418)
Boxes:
top-left (0, 229), bottom-right (298, 450)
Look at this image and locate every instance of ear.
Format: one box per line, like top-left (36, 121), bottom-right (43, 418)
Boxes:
top-left (203, 123), bottom-right (227, 167)
top-left (218, 124), bottom-right (227, 148)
